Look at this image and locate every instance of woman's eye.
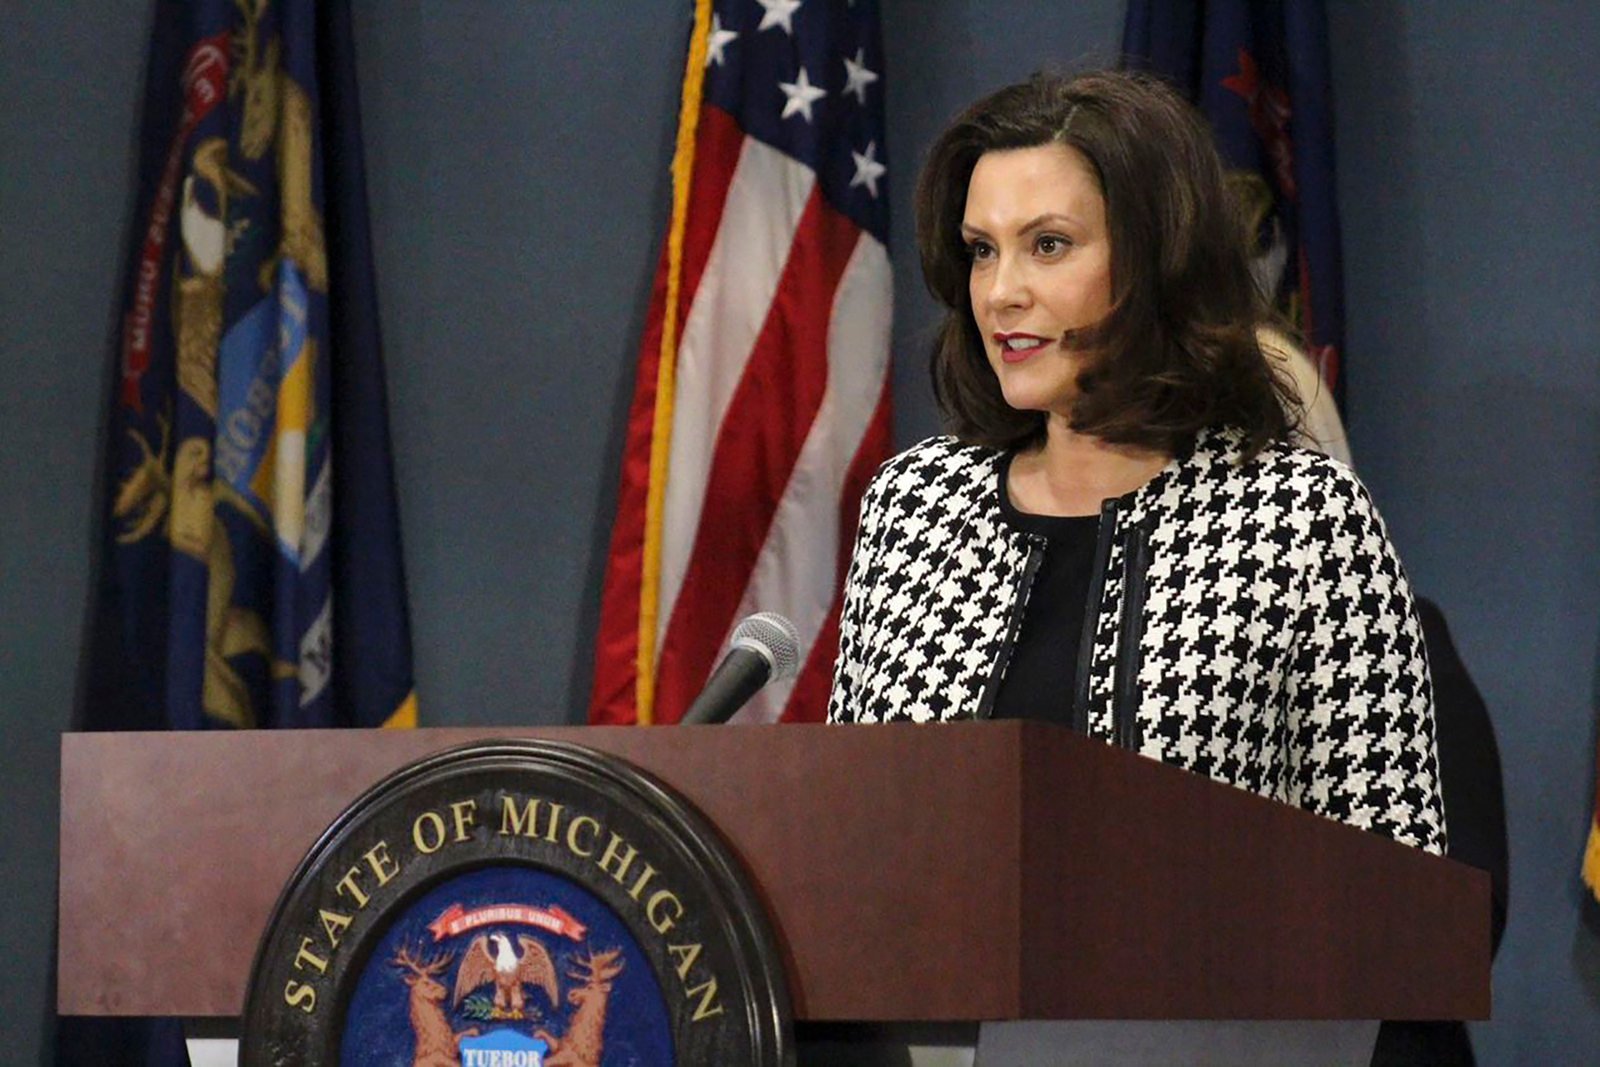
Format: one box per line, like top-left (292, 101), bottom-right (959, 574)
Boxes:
top-left (1035, 234), bottom-right (1070, 256)
top-left (966, 240), bottom-right (994, 262)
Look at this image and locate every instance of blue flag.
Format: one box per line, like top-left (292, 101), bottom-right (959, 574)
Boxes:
top-left (65, 0), bottom-right (414, 1057)
top-left (85, 0), bottom-right (413, 734)
top-left (1123, 0), bottom-right (1347, 410)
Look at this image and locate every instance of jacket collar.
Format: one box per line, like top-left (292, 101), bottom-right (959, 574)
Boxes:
top-left (986, 425), bottom-right (1252, 520)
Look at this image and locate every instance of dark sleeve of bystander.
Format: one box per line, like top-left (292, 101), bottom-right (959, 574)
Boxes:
top-left (1372, 596), bottom-right (1509, 1067)
top-left (1419, 597), bottom-right (1511, 951)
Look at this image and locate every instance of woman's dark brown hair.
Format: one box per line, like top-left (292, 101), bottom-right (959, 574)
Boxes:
top-left (915, 69), bottom-right (1300, 458)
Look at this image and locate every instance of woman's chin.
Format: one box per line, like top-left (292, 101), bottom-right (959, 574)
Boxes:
top-left (998, 385), bottom-right (1076, 417)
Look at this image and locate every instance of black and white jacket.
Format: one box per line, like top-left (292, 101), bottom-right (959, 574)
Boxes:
top-left (827, 428), bottom-right (1447, 854)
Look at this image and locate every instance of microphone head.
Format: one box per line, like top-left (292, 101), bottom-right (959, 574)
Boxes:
top-left (729, 612), bottom-right (801, 683)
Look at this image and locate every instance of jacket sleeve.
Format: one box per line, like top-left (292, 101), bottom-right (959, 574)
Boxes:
top-left (1281, 467), bottom-right (1448, 854)
top-left (827, 462), bottom-right (890, 724)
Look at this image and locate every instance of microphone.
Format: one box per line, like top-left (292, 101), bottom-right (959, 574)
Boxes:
top-left (679, 612), bottom-right (801, 725)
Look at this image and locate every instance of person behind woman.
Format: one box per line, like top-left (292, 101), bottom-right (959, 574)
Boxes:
top-left (826, 70), bottom-right (1445, 854)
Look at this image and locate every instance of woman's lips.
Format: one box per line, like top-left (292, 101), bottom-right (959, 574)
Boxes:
top-left (996, 334), bottom-right (1050, 364)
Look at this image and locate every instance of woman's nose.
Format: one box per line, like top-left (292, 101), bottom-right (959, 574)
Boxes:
top-left (984, 253), bottom-right (1030, 314)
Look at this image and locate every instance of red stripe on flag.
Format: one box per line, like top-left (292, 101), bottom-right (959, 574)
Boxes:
top-left (780, 380), bottom-right (892, 722)
top-left (651, 191), bottom-right (863, 722)
top-left (587, 105), bottom-right (747, 725)
top-left (784, 603), bottom-right (841, 723)
top-left (675, 106), bottom-right (746, 328)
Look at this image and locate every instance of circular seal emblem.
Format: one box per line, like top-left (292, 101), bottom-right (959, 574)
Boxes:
top-left (240, 739), bottom-right (792, 1066)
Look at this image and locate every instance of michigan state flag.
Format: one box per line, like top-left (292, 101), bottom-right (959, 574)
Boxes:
top-left (1123, 0), bottom-right (1347, 411)
top-left (84, 0), bottom-right (414, 737)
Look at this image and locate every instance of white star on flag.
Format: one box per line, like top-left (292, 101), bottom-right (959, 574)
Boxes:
top-left (756, 0), bottom-right (802, 35)
top-left (842, 48), bottom-right (878, 104)
top-left (779, 66), bottom-right (827, 122)
top-left (706, 13), bottom-right (738, 67)
top-left (850, 141), bottom-right (886, 197)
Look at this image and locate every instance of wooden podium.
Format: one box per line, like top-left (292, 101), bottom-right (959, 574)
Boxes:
top-left (58, 723), bottom-right (1488, 1039)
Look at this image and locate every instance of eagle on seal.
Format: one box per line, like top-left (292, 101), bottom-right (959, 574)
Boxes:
top-left (452, 932), bottom-right (560, 1015)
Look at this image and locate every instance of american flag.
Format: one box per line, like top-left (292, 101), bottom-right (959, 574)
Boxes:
top-left (590, 0), bottom-right (893, 726)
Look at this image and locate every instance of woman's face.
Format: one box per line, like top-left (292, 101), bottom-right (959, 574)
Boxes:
top-left (962, 143), bottom-right (1112, 418)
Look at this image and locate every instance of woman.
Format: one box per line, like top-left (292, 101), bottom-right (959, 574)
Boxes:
top-left (826, 70), bottom-right (1445, 855)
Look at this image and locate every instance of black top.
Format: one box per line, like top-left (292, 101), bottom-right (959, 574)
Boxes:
top-left (989, 458), bottom-right (1101, 725)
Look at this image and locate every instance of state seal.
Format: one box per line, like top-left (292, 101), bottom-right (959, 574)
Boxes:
top-left (240, 739), bottom-right (792, 1065)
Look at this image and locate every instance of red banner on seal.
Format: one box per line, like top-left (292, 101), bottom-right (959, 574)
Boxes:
top-left (428, 902), bottom-right (588, 943)
top-left (117, 32), bottom-right (230, 413)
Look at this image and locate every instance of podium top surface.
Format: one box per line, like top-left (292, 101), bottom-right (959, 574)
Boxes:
top-left (58, 723), bottom-right (1489, 1021)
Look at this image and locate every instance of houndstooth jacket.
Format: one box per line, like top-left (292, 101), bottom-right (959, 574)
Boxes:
top-left (827, 427), bottom-right (1447, 854)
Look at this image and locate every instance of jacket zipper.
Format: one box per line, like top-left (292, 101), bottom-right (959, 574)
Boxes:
top-left (1073, 499), bottom-right (1120, 734)
top-left (975, 533), bottom-right (1047, 719)
top-left (1114, 522), bottom-right (1153, 751)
